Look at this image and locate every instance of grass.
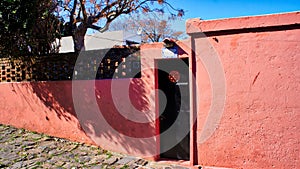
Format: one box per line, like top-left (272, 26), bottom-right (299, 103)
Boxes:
top-left (35, 161), bottom-right (43, 166)
top-left (106, 152), bottom-right (113, 159)
top-left (120, 164), bottom-right (129, 169)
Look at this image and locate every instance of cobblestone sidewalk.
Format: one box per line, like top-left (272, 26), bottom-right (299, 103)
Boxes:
top-left (0, 124), bottom-right (190, 169)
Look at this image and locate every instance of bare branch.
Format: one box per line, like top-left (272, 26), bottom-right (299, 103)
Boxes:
top-left (56, 0), bottom-right (184, 51)
top-left (79, 0), bottom-right (88, 23)
top-left (89, 22), bottom-right (110, 32)
top-left (70, 0), bottom-right (78, 24)
top-left (110, 11), bottom-right (184, 43)
top-left (94, 1), bottom-right (120, 19)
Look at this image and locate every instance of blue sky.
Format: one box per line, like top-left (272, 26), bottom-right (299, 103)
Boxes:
top-left (87, 0), bottom-right (299, 35)
top-left (169, 0), bottom-right (300, 32)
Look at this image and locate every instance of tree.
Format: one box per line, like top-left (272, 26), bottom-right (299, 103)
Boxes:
top-left (55, 0), bottom-right (184, 52)
top-left (0, 0), bottom-right (61, 58)
top-left (110, 12), bottom-right (185, 43)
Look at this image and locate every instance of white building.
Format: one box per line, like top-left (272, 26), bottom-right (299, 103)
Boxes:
top-left (58, 30), bottom-right (141, 53)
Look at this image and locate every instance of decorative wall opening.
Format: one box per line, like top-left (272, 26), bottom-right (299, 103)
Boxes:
top-left (0, 46), bottom-right (141, 82)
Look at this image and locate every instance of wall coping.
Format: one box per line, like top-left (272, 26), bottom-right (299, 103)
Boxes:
top-left (186, 11), bottom-right (300, 35)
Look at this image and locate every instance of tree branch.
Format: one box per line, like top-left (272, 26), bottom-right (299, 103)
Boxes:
top-left (88, 22), bottom-right (110, 32)
top-left (94, 1), bottom-right (120, 20)
top-left (70, 0), bottom-right (77, 24)
top-left (87, 0), bottom-right (182, 32)
top-left (79, 0), bottom-right (88, 24)
top-left (144, 31), bottom-right (155, 42)
top-left (76, 5), bottom-right (82, 21)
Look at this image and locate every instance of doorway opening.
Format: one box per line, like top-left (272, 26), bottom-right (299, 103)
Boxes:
top-left (156, 58), bottom-right (190, 160)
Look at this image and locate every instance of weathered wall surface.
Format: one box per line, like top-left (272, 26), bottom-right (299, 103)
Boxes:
top-left (0, 45), bottom-right (158, 159)
top-left (0, 81), bottom-right (93, 143)
top-left (1, 11), bottom-right (298, 168)
top-left (0, 42), bottom-right (190, 160)
top-left (187, 12), bottom-right (300, 168)
top-left (0, 79), bottom-right (157, 158)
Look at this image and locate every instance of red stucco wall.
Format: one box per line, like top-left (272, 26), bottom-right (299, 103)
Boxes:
top-left (1, 11), bottom-right (299, 169)
top-left (187, 12), bottom-right (300, 168)
top-left (0, 79), bottom-right (158, 158)
top-left (0, 44), bottom-right (161, 159)
top-left (0, 42), bottom-right (190, 160)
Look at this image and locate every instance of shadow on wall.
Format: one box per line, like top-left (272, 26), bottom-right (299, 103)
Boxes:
top-left (23, 81), bottom-right (75, 121)
top-left (1, 43), bottom-right (191, 157)
top-left (24, 75), bottom-right (156, 156)
top-left (74, 77), bottom-right (156, 156)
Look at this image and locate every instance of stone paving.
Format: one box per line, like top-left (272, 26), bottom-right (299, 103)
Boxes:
top-left (0, 124), bottom-right (190, 169)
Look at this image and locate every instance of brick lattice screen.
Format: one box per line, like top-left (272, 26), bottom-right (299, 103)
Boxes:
top-left (0, 47), bottom-right (141, 82)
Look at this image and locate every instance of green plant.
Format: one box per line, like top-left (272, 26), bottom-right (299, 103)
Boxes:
top-left (105, 152), bottom-right (112, 159)
top-left (120, 164), bottom-right (129, 169)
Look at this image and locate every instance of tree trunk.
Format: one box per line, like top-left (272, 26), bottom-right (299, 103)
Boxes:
top-left (72, 23), bottom-right (88, 53)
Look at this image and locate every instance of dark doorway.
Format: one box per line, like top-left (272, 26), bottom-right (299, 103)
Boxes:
top-left (157, 58), bottom-right (190, 160)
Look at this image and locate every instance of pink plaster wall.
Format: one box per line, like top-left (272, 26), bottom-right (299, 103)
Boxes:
top-left (1, 11), bottom-right (298, 169)
top-left (187, 12), bottom-right (300, 168)
top-left (0, 81), bottom-right (93, 144)
top-left (0, 44), bottom-right (160, 159)
top-left (0, 42), bottom-right (191, 160)
top-left (0, 79), bottom-right (159, 158)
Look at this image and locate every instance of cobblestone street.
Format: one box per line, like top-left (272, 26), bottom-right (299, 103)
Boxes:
top-left (0, 124), bottom-right (190, 169)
